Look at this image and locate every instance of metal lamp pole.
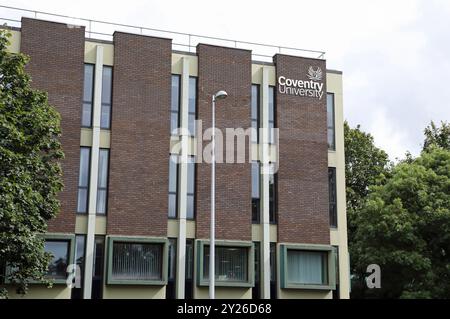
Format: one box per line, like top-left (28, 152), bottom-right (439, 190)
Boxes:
top-left (210, 90), bottom-right (227, 300)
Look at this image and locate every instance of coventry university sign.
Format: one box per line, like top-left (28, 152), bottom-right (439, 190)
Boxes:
top-left (277, 66), bottom-right (324, 100)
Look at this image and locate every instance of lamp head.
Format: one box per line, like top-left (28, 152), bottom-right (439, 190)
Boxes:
top-left (214, 90), bottom-right (228, 101)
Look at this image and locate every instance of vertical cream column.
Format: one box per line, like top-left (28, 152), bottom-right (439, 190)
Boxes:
top-left (259, 67), bottom-right (271, 299)
top-left (176, 57), bottom-right (190, 299)
top-left (83, 45), bottom-right (104, 299)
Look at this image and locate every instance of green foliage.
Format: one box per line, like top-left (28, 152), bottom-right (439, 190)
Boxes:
top-left (351, 147), bottom-right (450, 298)
top-left (423, 121), bottom-right (450, 151)
top-left (344, 121), bottom-right (391, 265)
top-left (0, 29), bottom-right (64, 297)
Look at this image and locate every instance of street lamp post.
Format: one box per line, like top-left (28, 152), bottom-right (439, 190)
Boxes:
top-left (210, 90), bottom-right (228, 300)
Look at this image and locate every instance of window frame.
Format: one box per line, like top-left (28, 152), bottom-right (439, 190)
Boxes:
top-left (280, 244), bottom-right (336, 290)
top-left (106, 236), bottom-right (168, 286)
top-left (196, 240), bottom-right (254, 288)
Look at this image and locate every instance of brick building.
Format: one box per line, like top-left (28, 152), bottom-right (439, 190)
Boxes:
top-left (2, 13), bottom-right (349, 299)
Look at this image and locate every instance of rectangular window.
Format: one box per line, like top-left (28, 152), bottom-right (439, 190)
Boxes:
top-left (287, 250), bottom-right (328, 285)
top-left (82, 64), bottom-right (94, 127)
top-left (281, 244), bottom-right (335, 290)
top-left (268, 86), bottom-right (276, 144)
top-left (168, 154), bottom-right (178, 218)
top-left (71, 235), bottom-right (86, 299)
top-left (251, 84), bottom-right (260, 143)
top-left (167, 238), bottom-right (177, 299)
top-left (332, 246), bottom-right (340, 299)
top-left (44, 240), bottom-right (70, 280)
top-left (187, 155), bottom-right (196, 219)
top-left (327, 93), bottom-right (336, 151)
top-left (188, 77), bottom-right (197, 136)
top-left (329, 167), bottom-right (337, 228)
top-left (185, 239), bottom-right (194, 299)
top-left (171, 75), bottom-right (181, 135)
top-left (100, 66), bottom-right (113, 129)
top-left (203, 246), bottom-right (249, 283)
top-left (270, 243), bottom-right (277, 299)
top-left (269, 163), bottom-right (277, 223)
top-left (96, 149), bottom-right (109, 215)
top-left (77, 147), bottom-right (91, 213)
top-left (252, 242), bottom-right (261, 299)
top-left (252, 161), bottom-right (260, 223)
top-left (111, 242), bottom-right (163, 281)
top-left (92, 236), bottom-right (105, 299)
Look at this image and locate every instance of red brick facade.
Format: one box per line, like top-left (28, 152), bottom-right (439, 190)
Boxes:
top-left (195, 44), bottom-right (252, 241)
top-left (20, 18), bottom-right (85, 233)
top-left (274, 54), bottom-right (330, 244)
top-left (106, 32), bottom-right (172, 237)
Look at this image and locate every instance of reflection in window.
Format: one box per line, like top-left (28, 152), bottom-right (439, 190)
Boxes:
top-left (77, 147), bottom-right (91, 213)
top-left (203, 246), bottom-right (248, 283)
top-left (100, 66), bottom-right (113, 129)
top-left (82, 64), bottom-right (94, 127)
top-left (45, 240), bottom-right (69, 279)
top-left (96, 149), bottom-right (109, 215)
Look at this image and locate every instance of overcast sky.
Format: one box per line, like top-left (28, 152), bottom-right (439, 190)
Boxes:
top-left (1, 0), bottom-right (449, 160)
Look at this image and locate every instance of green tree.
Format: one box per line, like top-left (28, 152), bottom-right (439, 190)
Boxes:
top-left (423, 121), bottom-right (450, 151)
top-left (0, 30), bottom-right (64, 297)
top-left (351, 147), bottom-right (450, 298)
top-left (344, 122), bottom-right (391, 246)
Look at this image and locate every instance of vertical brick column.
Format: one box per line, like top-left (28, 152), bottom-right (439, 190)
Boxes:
top-left (107, 32), bottom-right (171, 237)
top-left (274, 54), bottom-right (330, 244)
top-left (20, 18), bottom-right (85, 233)
top-left (196, 44), bottom-right (252, 241)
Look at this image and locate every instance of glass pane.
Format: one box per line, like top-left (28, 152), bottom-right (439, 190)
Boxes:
top-left (252, 162), bottom-right (260, 199)
top-left (93, 236), bottom-right (105, 277)
top-left (187, 157), bottom-right (195, 194)
top-left (168, 194), bottom-right (177, 218)
top-left (188, 77), bottom-right (197, 114)
top-left (171, 75), bottom-right (180, 111)
top-left (83, 64), bottom-right (94, 102)
top-left (186, 195), bottom-right (194, 219)
top-left (270, 243), bottom-right (276, 282)
top-left (185, 240), bottom-right (194, 280)
top-left (98, 150), bottom-right (109, 188)
top-left (251, 85), bottom-right (259, 120)
top-left (268, 86), bottom-right (275, 123)
top-left (168, 239), bottom-right (177, 280)
top-left (327, 94), bottom-right (335, 150)
top-left (100, 103), bottom-right (111, 129)
top-left (204, 246), bottom-right (248, 282)
top-left (75, 236), bottom-right (85, 267)
top-left (171, 112), bottom-right (179, 134)
top-left (45, 241), bottom-right (69, 279)
top-left (112, 242), bottom-right (163, 280)
top-left (287, 250), bottom-right (327, 285)
top-left (188, 113), bottom-right (196, 136)
top-left (77, 188), bottom-right (88, 213)
top-left (82, 102), bottom-right (92, 127)
top-left (101, 66), bottom-right (112, 104)
top-left (78, 148), bottom-right (90, 187)
top-left (254, 242), bottom-right (260, 283)
top-left (168, 155), bottom-right (178, 193)
top-left (96, 189), bottom-right (106, 215)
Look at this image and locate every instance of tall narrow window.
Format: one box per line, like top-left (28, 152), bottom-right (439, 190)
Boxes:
top-left (167, 238), bottom-right (177, 299)
top-left (100, 66), bottom-right (113, 129)
top-left (171, 75), bottom-right (181, 135)
top-left (269, 163), bottom-right (277, 223)
top-left (329, 168), bottom-right (337, 228)
top-left (96, 149), bottom-right (109, 215)
top-left (252, 242), bottom-right (261, 299)
top-left (268, 86), bottom-right (276, 144)
top-left (82, 64), bottom-right (94, 127)
top-left (77, 147), bottom-right (91, 213)
top-left (251, 84), bottom-right (260, 143)
top-left (71, 235), bottom-right (86, 299)
top-left (327, 93), bottom-right (336, 151)
top-left (187, 155), bottom-right (196, 219)
top-left (252, 161), bottom-right (260, 223)
top-left (332, 246), bottom-right (340, 299)
top-left (270, 243), bottom-right (277, 299)
top-left (188, 77), bottom-right (197, 136)
top-left (92, 236), bottom-right (105, 299)
top-left (168, 154), bottom-right (178, 218)
top-left (185, 239), bottom-right (194, 299)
